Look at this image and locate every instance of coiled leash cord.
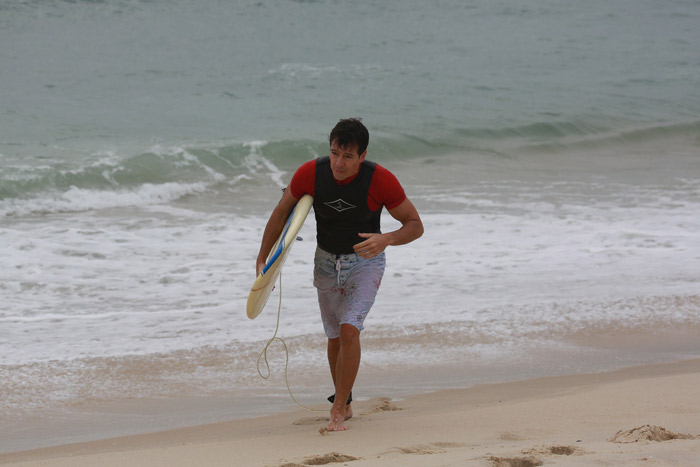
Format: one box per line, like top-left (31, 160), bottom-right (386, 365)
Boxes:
top-left (256, 271), bottom-right (324, 412)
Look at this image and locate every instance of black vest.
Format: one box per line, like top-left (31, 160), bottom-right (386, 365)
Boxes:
top-left (314, 156), bottom-right (382, 254)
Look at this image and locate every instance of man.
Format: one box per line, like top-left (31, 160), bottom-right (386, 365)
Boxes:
top-left (256, 118), bottom-right (423, 431)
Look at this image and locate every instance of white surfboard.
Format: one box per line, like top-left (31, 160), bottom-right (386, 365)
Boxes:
top-left (246, 194), bottom-right (314, 319)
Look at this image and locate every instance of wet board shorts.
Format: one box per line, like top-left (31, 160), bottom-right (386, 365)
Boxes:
top-left (313, 246), bottom-right (386, 339)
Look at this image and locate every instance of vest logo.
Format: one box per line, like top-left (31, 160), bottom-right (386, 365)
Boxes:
top-left (324, 199), bottom-right (356, 212)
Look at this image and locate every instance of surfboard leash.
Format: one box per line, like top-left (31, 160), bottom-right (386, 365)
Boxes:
top-left (256, 271), bottom-right (325, 412)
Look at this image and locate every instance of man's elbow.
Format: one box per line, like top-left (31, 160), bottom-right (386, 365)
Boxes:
top-left (413, 219), bottom-right (424, 241)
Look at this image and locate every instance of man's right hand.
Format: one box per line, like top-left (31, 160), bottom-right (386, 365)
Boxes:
top-left (256, 260), bottom-right (266, 277)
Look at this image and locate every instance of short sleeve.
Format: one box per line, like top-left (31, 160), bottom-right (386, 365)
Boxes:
top-left (368, 164), bottom-right (406, 211)
top-left (289, 159), bottom-right (316, 199)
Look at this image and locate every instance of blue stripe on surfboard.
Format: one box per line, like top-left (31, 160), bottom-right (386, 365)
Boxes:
top-left (261, 203), bottom-right (297, 275)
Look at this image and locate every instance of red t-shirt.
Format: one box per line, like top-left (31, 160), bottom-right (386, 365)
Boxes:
top-left (289, 159), bottom-right (406, 211)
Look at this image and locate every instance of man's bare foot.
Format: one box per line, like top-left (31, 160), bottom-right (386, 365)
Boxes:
top-left (327, 405), bottom-right (348, 431)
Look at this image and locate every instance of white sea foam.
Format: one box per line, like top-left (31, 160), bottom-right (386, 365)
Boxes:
top-left (0, 182), bottom-right (211, 217)
top-left (2, 175), bottom-right (699, 367)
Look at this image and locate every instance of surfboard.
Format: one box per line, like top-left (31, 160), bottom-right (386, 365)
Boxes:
top-left (246, 194), bottom-right (314, 319)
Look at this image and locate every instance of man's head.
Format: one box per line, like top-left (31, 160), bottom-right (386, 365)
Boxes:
top-left (328, 118), bottom-right (369, 181)
top-left (329, 118), bottom-right (369, 156)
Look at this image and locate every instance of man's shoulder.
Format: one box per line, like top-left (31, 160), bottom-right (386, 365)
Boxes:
top-left (290, 159), bottom-right (318, 198)
top-left (368, 162), bottom-right (406, 210)
top-left (296, 158), bottom-right (319, 175)
top-left (370, 163), bottom-right (399, 183)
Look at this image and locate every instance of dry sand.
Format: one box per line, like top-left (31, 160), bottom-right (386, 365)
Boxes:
top-left (2, 359), bottom-right (700, 466)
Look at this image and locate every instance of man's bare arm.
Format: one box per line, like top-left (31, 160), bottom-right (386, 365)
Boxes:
top-left (353, 198), bottom-right (423, 258)
top-left (255, 188), bottom-right (299, 275)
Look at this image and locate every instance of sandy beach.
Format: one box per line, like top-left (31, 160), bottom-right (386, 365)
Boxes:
top-left (2, 359), bottom-right (699, 467)
top-left (3, 0), bottom-right (700, 465)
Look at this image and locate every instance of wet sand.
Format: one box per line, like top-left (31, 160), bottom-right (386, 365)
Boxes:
top-left (2, 359), bottom-right (699, 466)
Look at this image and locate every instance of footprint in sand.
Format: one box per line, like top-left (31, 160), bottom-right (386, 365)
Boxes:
top-left (432, 441), bottom-right (466, 449)
top-left (301, 452), bottom-right (359, 465)
top-left (488, 443), bottom-right (584, 466)
top-left (293, 417), bottom-right (328, 426)
top-left (548, 445), bottom-right (578, 455)
top-left (498, 432), bottom-right (526, 441)
top-left (394, 444), bottom-right (445, 455)
top-left (366, 397), bottom-right (402, 414)
top-left (487, 455), bottom-right (543, 467)
top-left (523, 445), bottom-right (586, 457)
top-left (383, 442), bottom-right (465, 457)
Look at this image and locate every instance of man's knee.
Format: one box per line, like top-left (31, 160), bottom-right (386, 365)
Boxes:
top-left (328, 337), bottom-right (340, 352)
top-left (339, 323), bottom-right (360, 344)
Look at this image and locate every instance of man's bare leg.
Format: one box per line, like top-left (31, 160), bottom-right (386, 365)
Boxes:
top-left (327, 337), bottom-right (354, 422)
top-left (327, 323), bottom-right (360, 431)
top-left (327, 338), bottom-right (351, 425)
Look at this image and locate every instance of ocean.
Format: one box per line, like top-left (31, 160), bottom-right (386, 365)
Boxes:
top-left (1, 0), bottom-right (699, 452)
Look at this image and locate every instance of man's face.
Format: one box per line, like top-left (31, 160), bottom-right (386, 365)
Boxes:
top-left (328, 140), bottom-right (366, 181)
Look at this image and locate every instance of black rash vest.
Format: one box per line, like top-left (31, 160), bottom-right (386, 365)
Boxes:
top-left (313, 156), bottom-right (382, 254)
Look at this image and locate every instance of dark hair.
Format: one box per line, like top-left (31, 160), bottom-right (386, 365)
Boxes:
top-left (329, 118), bottom-right (369, 155)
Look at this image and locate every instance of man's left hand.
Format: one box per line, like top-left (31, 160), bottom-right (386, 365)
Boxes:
top-left (354, 233), bottom-right (389, 259)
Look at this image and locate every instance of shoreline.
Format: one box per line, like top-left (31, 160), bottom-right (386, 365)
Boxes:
top-left (3, 358), bottom-right (700, 466)
top-left (5, 306), bottom-right (700, 457)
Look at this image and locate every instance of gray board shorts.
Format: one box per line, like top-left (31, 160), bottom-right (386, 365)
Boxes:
top-left (313, 246), bottom-right (386, 339)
